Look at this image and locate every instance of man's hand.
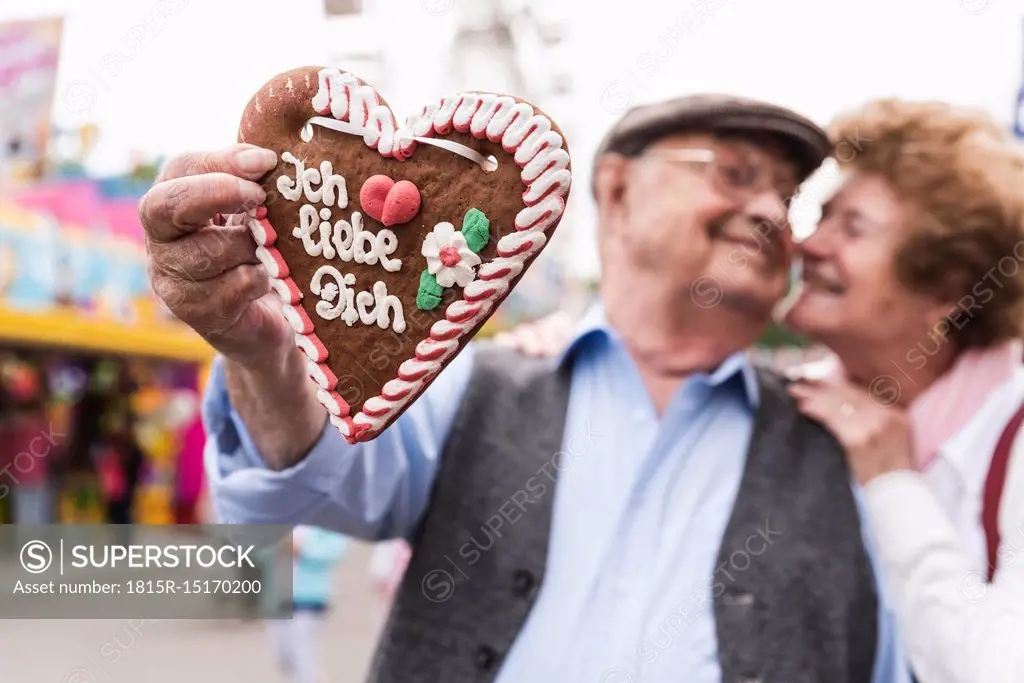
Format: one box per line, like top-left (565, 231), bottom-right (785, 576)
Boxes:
top-left (140, 145), bottom-right (326, 470)
top-left (140, 144), bottom-right (290, 365)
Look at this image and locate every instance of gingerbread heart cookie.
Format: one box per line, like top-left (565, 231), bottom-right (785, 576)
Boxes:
top-left (239, 66), bottom-right (572, 443)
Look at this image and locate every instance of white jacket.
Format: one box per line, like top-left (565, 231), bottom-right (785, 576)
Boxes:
top-left (863, 365), bottom-right (1024, 683)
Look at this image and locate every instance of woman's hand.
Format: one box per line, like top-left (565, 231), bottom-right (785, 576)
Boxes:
top-left (787, 375), bottom-right (915, 485)
top-left (492, 311), bottom-right (574, 358)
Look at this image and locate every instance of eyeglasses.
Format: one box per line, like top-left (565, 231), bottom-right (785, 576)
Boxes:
top-left (642, 146), bottom-right (794, 205)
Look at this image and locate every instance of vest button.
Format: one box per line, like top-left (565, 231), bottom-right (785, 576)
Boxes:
top-left (474, 645), bottom-right (499, 671)
top-left (723, 590), bottom-right (754, 607)
top-left (512, 569), bottom-right (536, 597)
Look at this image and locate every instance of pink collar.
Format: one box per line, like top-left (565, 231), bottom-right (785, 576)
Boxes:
top-left (909, 340), bottom-right (1021, 469)
top-left (805, 341), bottom-right (1020, 469)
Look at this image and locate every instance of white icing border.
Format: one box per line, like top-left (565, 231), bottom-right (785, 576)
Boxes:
top-left (249, 68), bottom-right (571, 443)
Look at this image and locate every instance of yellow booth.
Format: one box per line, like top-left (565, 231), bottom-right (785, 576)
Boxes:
top-left (0, 198), bottom-right (213, 525)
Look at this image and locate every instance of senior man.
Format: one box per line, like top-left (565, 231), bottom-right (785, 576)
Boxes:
top-left (139, 95), bottom-right (909, 683)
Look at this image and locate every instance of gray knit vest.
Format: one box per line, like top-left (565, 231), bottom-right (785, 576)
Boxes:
top-left (368, 346), bottom-right (878, 683)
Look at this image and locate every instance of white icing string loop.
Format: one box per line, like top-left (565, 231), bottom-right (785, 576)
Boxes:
top-left (301, 116), bottom-right (498, 172)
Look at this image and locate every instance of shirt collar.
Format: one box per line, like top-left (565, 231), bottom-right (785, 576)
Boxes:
top-left (710, 350), bottom-right (761, 408)
top-left (556, 302), bottom-right (614, 367)
top-left (557, 301), bottom-right (760, 408)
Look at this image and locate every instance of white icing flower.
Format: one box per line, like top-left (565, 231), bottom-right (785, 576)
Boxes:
top-left (321, 282), bottom-right (339, 302)
top-left (421, 222), bottom-right (481, 288)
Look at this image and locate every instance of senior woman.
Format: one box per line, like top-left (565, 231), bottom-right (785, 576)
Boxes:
top-left (784, 99), bottom-right (1024, 683)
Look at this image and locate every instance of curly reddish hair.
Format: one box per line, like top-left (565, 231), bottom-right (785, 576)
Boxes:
top-left (829, 98), bottom-right (1024, 348)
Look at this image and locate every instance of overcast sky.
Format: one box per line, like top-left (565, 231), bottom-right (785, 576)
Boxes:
top-left (4, 0), bottom-right (1021, 162)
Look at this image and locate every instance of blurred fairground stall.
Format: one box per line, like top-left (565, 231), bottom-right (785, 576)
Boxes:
top-left (0, 17), bottom-right (212, 533)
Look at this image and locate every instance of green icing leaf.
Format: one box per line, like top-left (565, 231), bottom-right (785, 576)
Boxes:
top-left (416, 269), bottom-right (444, 311)
top-left (461, 208), bottom-right (490, 254)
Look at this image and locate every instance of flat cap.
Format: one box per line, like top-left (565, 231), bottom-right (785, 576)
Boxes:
top-left (596, 93), bottom-right (830, 184)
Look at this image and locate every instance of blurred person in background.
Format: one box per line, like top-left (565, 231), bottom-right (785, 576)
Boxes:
top-left (142, 96), bottom-right (911, 682)
top-left (781, 99), bottom-right (1024, 683)
top-left (367, 539), bottom-right (411, 609)
top-left (98, 407), bottom-right (145, 544)
top-left (173, 414), bottom-right (206, 524)
top-left (0, 363), bottom-right (56, 527)
top-left (63, 367), bottom-right (107, 521)
top-left (267, 525), bottom-right (348, 683)
top-left (6, 399), bottom-right (56, 525)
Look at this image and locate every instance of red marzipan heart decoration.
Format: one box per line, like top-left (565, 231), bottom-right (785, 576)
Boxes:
top-left (238, 66), bottom-right (572, 443)
top-left (359, 175), bottom-right (422, 227)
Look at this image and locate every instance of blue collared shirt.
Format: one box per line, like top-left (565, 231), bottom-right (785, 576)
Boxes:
top-left (204, 306), bottom-right (910, 683)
